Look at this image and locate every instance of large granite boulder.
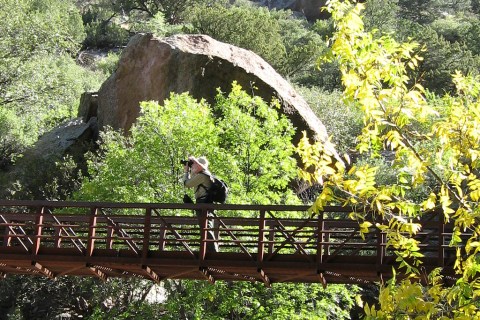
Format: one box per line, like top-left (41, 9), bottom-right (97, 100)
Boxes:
top-left (80, 33), bottom-right (331, 147)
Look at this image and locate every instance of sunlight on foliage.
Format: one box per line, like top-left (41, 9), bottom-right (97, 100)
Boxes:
top-left (296, 0), bottom-right (480, 318)
top-left (75, 83), bottom-right (299, 210)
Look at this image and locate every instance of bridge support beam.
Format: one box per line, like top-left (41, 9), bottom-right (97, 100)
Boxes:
top-left (317, 271), bottom-right (327, 289)
top-left (257, 268), bottom-right (271, 287)
top-left (87, 264), bottom-right (107, 281)
top-left (32, 261), bottom-right (54, 279)
top-left (142, 265), bottom-right (160, 284)
top-left (199, 267), bottom-right (215, 284)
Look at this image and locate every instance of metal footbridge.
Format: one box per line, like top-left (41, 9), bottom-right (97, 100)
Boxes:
top-left (0, 200), bottom-right (459, 286)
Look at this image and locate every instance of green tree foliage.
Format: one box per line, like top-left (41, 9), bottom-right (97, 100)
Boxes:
top-left (298, 0), bottom-right (480, 318)
top-left (182, 1), bottom-right (326, 80)
top-left (430, 15), bottom-right (480, 56)
top-left (81, 2), bottom-right (131, 48)
top-left (409, 23), bottom-right (480, 94)
top-left (0, 109), bottom-right (26, 171)
top-left (0, 275), bottom-right (156, 319)
top-left (360, 0), bottom-right (480, 95)
top-left (75, 82), bottom-right (298, 206)
top-left (296, 87), bottom-right (363, 155)
top-left (182, 2), bottom-right (285, 69)
top-left (0, 0), bottom-right (103, 169)
top-left (79, 0), bottom-right (210, 46)
top-left (397, 0), bottom-right (472, 24)
top-left (162, 281), bottom-right (359, 319)
top-left (73, 84), bottom-right (360, 318)
top-left (362, 0), bottom-right (399, 34)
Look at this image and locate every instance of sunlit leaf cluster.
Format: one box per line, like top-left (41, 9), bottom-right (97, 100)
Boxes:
top-left (297, 0), bottom-right (480, 318)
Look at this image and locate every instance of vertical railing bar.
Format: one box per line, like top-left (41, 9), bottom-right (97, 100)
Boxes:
top-left (87, 206), bottom-right (98, 257)
top-left (439, 213), bottom-right (445, 267)
top-left (0, 215), bottom-right (28, 250)
top-left (142, 207), bottom-right (152, 262)
top-left (45, 207), bottom-right (85, 252)
top-left (317, 211), bottom-right (324, 267)
top-left (268, 225), bottom-right (275, 254)
top-left (159, 222), bottom-right (166, 251)
top-left (199, 207), bottom-right (208, 261)
top-left (376, 220), bottom-right (383, 271)
top-left (209, 211), bottom-right (252, 258)
top-left (32, 206), bottom-right (44, 256)
top-left (107, 226), bottom-right (114, 249)
top-left (2, 219), bottom-right (11, 247)
top-left (54, 226), bottom-right (62, 248)
top-left (257, 209), bottom-right (266, 267)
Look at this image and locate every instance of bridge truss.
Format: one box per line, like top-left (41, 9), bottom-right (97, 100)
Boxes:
top-left (0, 200), bottom-right (460, 286)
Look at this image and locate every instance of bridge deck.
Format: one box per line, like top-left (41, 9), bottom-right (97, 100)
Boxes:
top-left (0, 201), bottom-right (459, 285)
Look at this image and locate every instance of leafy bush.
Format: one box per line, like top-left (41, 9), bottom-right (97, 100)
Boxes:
top-left (0, 0), bottom-right (103, 165)
top-left (182, 2), bottom-right (286, 70)
top-left (0, 108), bottom-right (25, 171)
top-left (96, 51), bottom-right (121, 76)
top-left (296, 87), bottom-right (363, 155)
top-left (130, 11), bottom-right (184, 37)
top-left (75, 83), bottom-right (298, 206)
top-left (83, 21), bottom-right (130, 48)
top-left (410, 24), bottom-right (480, 94)
top-left (182, 1), bottom-right (326, 81)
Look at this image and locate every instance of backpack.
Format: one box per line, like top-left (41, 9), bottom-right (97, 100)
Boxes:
top-left (203, 173), bottom-right (229, 203)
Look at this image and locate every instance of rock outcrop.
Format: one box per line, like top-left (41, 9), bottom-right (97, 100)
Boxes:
top-left (0, 118), bottom-right (98, 199)
top-left (80, 33), bottom-right (331, 147)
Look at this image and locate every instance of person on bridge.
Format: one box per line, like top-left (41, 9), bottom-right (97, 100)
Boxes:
top-left (182, 156), bottom-right (219, 253)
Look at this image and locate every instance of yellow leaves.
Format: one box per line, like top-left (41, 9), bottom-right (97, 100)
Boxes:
top-left (467, 178), bottom-right (480, 202)
top-left (439, 186), bottom-right (454, 219)
top-left (421, 193), bottom-right (437, 211)
top-left (344, 165), bottom-right (378, 197)
top-left (372, 193), bottom-right (392, 213)
top-left (310, 1), bottom-right (480, 318)
top-left (296, 132), bottom-right (346, 188)
top-left (396, 282), bottom-right (423, 312)
top-left (359, 221), bottom-right (372, 239)
top-left (309, 187), bottom-right (334, 214)
top-left (384, 130), bottom-right (404, 150)
top-left (377, 285), bottom-right (394, 313)
top-left (465, 240), bottom-right (480, 255)
top-left (366, 277), bottom-right (451, 319)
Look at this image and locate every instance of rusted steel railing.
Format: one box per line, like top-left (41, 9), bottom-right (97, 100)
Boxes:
top-left (0, 200), bottom-right (459, 285)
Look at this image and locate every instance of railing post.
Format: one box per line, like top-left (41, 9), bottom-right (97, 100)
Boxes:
top-left (159, 221), bottom-right (166, 251)
top-left (32, 206), bottom-right (44, 256)
top-left (316, 210), bottom-right (327, 288)
top-left (324, 224), bottom-right (330, 256)
top-left (257, 210), bottom-right (266, 266)
top-left (268, 225), bottom-right (275, 254)
top-left (106, 226), bottom-right (114, 249)
top-left (199, 208), bottom-right (208, 260)
top-left (376, 218), bottom-right (385, 276)
top-left (87, 207), bottom-right (98, 257)
top-left (438, 213), bottom-right (445, 267)
top-left (142, 207), bottom-right (152, 262)
top-left (54, 226), bottom-right (62, 248)
top-left (3, 221), bottom-right (11, 247)
top-left (317, 211), bottom-right (324, 267)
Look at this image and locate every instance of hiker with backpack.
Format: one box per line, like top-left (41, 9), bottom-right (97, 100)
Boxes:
top-left (181, 156), bottom-right (219, 252)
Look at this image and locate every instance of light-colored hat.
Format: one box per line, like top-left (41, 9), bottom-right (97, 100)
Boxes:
top-left (189, 156), bottom-right (209, 170)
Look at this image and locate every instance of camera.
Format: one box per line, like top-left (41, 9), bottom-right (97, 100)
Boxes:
top-left (180, 159), bottom-right (194, 167)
